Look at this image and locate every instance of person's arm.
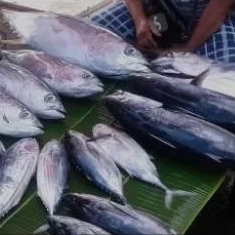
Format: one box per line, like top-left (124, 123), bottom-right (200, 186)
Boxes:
top-left (185, 0), bottom-right (235, 52)
top-left (125, 0), bottom-right (158, 48)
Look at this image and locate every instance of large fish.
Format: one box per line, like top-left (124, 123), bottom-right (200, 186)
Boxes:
top-left (129, 73), bottom-right (235, 127)
top-left (2, 49), bottom-right (104, 98)
top-left (0, 138), bottom-right (39, 218)
top-left (46, 215), bottom-right (111, 235)
top-left (0, 90), bottom-right (43, 137)
top-left (64, 130), bottom-right (126, 204)
top-left (105, 90), bottom-right (235, 166)
top-left (92, 123), bottom-right (191, 209)
top-left (37, 139), bottom-right (69, 215)
top-left (151, 52), bottom-right (235, 98)
top-left (63, 193), bottom-right (176, 235)
top-left (1, 10), bottom-right (150, 78)
top-left (0, 60), bottom-right (65, 119)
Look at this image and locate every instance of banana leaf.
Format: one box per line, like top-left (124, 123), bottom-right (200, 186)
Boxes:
top-left (0, 82), bottom-right (226, 235)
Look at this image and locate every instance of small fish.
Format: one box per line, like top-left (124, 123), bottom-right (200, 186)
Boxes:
top-left (0, 90), bottom-right (43, 137)
top-left (47, 215), bottom-right (111, 235)
top-left (1, 10), bottom-right (150, 78)
top-left (64, 130), bottom-right (126, 204)
top-left (37, 139), bottom-right (69, 215)
top-left (63, 193), bottom-right (177, 235)
top-left (0, 138), bottom-right (39, 218)
top-left (2, 49), bottom-right (104, 98)
top-left (105, 90), bottom-right (235, 166)
top-left (92, 123), bottom-right (191, 209)
top-left (129, 72), bottom-right (235, 127)
top-left (0, 60), bottom-right (66, 119)
top-left (151, 52), bottom-right (235, 98)
top-left (0, 141), bottom-right (5, 156)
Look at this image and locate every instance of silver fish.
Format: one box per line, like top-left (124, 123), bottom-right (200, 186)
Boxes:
top-left (47, 215), bottom-right (111, 235)
top-left (2, 49), bottom-right (104, 98)
top-left (152, 52), bottom-right (235, 98)
top-left (37, 139), bottom-right (68, 215)
top-left (0, 60), bottom-right (66, 119)
top-left (0, 138), bottom-right (39, 218)
top-left (0, 90), bottom-right (43, 137)
top-left (1, 10), bottom-right (150, 78)
top-left (0, 141), bottom-right (5, 156)
top-left (64, 130), bottom-right (126, 204)
top-left (63, 193), bottom-right (177, 235)
top-left (92, 123), bottom-right (191, 209)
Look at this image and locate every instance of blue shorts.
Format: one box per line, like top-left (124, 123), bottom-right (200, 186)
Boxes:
top-left (91, 2), bottom-right (235, 64)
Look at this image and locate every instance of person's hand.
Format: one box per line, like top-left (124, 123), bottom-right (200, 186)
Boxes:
top-left (135, 19), bottom-right (159, 49)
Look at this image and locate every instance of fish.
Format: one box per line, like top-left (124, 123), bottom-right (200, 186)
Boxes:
top-left (64, 130), bottom-right (126, 204)
top-left (0, 90), bottom-right (43, 137)
top-left (105, 90), bottom-right (235, 166)
top-left (0, 60), bottom-right (66, 119)
top-left (92, 123), bottom-right (192, 209)
top-left (2, 49), bottom-right (104, 98)
top-left (129, 73), bottom-right (235, 127)
top-left (0, 138), bottom-right (39, 218)
top-left (1, 10), bottom-right (151, 78)
top-left (151, 52), bottom-right (235, 98)
top-left (63, 193), bottom-right (177, 235)
top-left (37, 139), bottom-right (69, 215)
top-left (46, 215), bottom-right (111, 235)
top-left (0, 141), bottom-right (5, 156)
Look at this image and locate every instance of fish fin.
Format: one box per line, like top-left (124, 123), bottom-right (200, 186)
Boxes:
top-left (190, 69), bottom-right (209, 86)
top-left (165, 189), bottom-right (194, 209)
top-left (204, 153), bottom-right (222, 163)
top-left (148, 133), bottom-right (177, 149)
top-left (168, 106), bottom-right (206, 120)
top-left (86, 134), bottom-right (112, 142)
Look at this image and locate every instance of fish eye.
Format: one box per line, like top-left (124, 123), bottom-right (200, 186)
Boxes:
top-left (44, 94), bottom-right (56, 103)
top-left (19, 110), bottom-right (31, 119)
top-left (83, 72), bottom-right (93, 79)
top-left (125, 46), bottom-right (136, 55)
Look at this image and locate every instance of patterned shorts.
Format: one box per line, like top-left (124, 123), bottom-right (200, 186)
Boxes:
top-left (91, 1), bottom-right (235, 64)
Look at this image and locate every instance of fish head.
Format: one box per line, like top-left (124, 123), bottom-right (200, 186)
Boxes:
top-left (34, 88), bottom-right (66, 119)
top-left (62, 193), bottom-right (104, 217)
top-left (63, 130), bottom-right (89, 153)
top-left (152, 52), bottom-right (210, 77)
top-left (15, 107), bottom-right (44, 136)
top-left (1, 100), bottom-right (44, 137)
top-left (90, 37), bottom-right (151, 77)
top-left (61, 66), bottom-right (104, 97)
top-left (105, 90), bottom-right (163, 112)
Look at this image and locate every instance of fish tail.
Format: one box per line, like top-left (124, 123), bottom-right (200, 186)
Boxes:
top-left (165, 189), bottom-right (193, 209)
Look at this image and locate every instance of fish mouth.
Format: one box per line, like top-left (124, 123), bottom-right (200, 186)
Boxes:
top-left (39, 108), bottom-right (67, 119)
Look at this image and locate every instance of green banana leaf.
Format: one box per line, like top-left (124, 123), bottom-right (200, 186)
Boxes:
top-left (0, 82), bottom-right (225, 235)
